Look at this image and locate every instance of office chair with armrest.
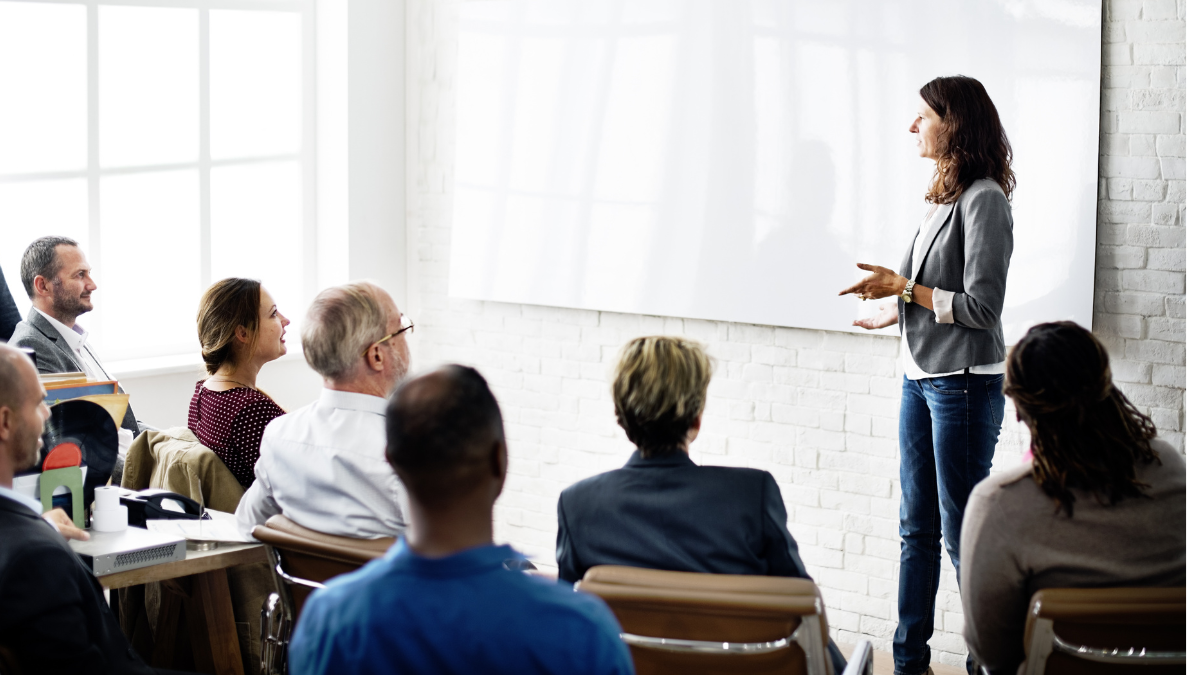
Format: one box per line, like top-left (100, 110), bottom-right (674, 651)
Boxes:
top-left (577, 565), bottom-right (872, 675)
top-left (1022, 587), bottom-right (1185, 675)
top-left (251, 515), bottom-right (395, 675)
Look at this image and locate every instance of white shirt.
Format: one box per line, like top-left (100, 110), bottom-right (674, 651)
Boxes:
top-left (34, 308), bottom-right (110, 381)
top-left (235, 388), bottom-right (408, 540)
top-left (901, 211), bottom-right (1006, 380)
top-left (36, 308), bottom-right (135, 455)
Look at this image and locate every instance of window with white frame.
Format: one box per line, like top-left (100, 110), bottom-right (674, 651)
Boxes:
top-left (0, 0), bottom-right (315, 363)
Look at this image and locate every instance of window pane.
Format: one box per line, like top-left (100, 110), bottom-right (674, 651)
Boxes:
top-left (210, 161), bottom-right (302, 327)
top-left (100, 7), bottom-right (199, 168)
top-left (97, 171), bottom-right (200, 360)
top-left (210, 11), bottom-right (302, 159)
top-left (0, 3), bottom-right (87, 174)
top-left (0, 180), bottom-right (89, 316)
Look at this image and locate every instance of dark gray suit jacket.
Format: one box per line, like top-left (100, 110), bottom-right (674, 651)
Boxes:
top-left (556, 449), bottom-right (808, 584)
top-left (0, 495), bottom-right (156, 675)
top-left (898, 178), bottom-right (1014, 374)
top-left (9, 309), bottom-right (139, 436)
top-left (0, 265), bottom-right (18, 341)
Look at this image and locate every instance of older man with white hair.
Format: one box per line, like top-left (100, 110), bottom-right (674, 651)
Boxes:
top-left (235, 281), bottom-right (412, 539)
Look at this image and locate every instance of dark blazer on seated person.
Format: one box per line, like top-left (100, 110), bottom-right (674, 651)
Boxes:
top-left (9, 308), bottom-right (139, 436)
top-left (556, 449), bottom-right (808, 583)
top-left (0, 264), bottom-right (19, 341)
top-left (0, 494), bottom-right (156, 675)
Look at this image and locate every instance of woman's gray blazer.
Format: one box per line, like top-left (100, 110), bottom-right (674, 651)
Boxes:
top-left (898, 178), bottom-right (1013, 374)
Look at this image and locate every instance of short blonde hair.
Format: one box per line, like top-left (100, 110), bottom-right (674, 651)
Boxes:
top-left (303, 281), bottom-right (389, 379)
top-left (612, 336), bottom-right (713, 457)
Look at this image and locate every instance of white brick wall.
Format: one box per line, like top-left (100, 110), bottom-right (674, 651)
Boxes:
top-left (404, 0), bottom-right (1184, 667)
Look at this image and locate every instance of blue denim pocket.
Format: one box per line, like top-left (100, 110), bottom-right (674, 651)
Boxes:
top-left (983, 374), bottom-right (1006, 426)
top-left (927, 376), bottom-right (967, 395)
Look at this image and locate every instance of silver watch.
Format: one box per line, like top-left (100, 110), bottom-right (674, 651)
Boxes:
top-left (901, 278), bottom-right (916, 303)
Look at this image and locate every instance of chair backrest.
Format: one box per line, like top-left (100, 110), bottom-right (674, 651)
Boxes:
top-left (1023, 587), bottom-right (1185, 675)
top-left (252, 514), bottom-right (394, 614)
top-left (578, 565), bottom-right (831, 675)
top-left (252, 516), bottom-right (395, 674)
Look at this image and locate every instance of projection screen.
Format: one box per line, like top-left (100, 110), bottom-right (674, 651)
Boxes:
top-left (449, 0), bottom-right (1102, 341)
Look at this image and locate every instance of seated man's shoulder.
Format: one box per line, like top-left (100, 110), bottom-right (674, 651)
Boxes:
top-left (521, 572), bottom-right (613, 618)
top-left (490, 573), bottom-right (628, 658)
top-left (8, 319), bottom-right (36, 341)
top-left (8, 322), bottom-right (46, 353)
top-left (295, 568), bottom-right (629, 675)
top-left (304, 559), bottom-right (618, 644)
top-left (260, 398), bottom-right (335, 442)
top-left (0, 515), bottom-right (85, 594)
top-left (561, 466), bottom-right (625, 499)
top-left (1, 526), bottom-right (64, 562)
top-left (694, 463), bottom-right (777, 487)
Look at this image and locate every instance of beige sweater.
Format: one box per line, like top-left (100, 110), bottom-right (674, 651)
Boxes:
top-left (960, 438), bottom-right (1185, 675)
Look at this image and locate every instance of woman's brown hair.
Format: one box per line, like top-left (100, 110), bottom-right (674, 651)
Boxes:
top-left (1004, 321), bottom-right (1159, 516)
top-left (920, 75), bottom-right (1016, 204)
top-left (612, 336), bottom-right (713, 458)
top-left (197, 278), bottom-right (262, 375)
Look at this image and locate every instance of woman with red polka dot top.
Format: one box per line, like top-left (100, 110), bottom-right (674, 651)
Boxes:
top-left (188, 278), bottom-right (288, 488)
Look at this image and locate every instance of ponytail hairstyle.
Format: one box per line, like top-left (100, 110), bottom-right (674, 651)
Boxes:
top-left (920, 75), bottom-right (1016, 204)
top-left (1004, 321), bottom-right (1159, 516)
top-left (197, 278), bottom-right (262, 376)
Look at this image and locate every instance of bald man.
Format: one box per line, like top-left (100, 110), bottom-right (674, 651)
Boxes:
top-left (0, 343), bottom-right (160, 675)
top-left (289, 366), bottom-right (633, 675)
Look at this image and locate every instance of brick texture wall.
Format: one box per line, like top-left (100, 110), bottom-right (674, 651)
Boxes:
top-left (404, 0), bottom-right (1184, 666)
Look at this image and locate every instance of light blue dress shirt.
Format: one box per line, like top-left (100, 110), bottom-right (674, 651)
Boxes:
top-left (235, 388), bottom-right (407, 539)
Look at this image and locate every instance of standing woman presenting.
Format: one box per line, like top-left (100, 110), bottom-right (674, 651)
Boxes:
top-left (839, 75), bottom-right (1014, 675)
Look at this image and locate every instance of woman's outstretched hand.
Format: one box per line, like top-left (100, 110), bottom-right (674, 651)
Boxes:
top-left (853, 303), bottom-right (899, 330)
top-left (838, 263), bottom-right (908, 301)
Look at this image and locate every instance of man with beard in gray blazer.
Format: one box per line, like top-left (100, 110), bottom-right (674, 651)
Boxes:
top-left (9, 237), bottom-right (142, 471)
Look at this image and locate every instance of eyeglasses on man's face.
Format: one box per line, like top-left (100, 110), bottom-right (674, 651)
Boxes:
top-left (361, 314), bottom-right (414, 357)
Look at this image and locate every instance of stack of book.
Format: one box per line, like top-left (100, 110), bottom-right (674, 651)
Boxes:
top-left (41, 373), bottom-right (128, 428)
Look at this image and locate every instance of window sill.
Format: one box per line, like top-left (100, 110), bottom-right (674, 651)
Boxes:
top-left (109, 350), bottom-right (307, 380)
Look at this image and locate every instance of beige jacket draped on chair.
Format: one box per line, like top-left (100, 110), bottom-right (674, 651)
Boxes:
top-left (121, 426), bottom-right (244, 512)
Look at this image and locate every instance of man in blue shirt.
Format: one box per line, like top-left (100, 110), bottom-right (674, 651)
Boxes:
top-left (289, 365), bottom-right (634, 675)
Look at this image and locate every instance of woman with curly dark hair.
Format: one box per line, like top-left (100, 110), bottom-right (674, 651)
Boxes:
top-left (960, 322), bottom-right (1184, 674)
top-left (838, 75), bottom-right (1015, 675)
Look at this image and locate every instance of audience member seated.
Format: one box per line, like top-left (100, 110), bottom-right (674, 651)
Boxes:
top-left (189, 278), bottom-right (288, 488)
top-left (10, 236), bottom-right (140, 440)
top-left (0, 343), bottom-right (163, 675)
top-left (236, 281), bottom-right (412, 539)
top-left (557, 336), bottom-right (808, 580)
top-left (0, 263), bottom-right (18, 341)
top-left (556, 336), bottom-right (844, 670)
top-left (960, 321), bottom-right (1185, 675)
top-left (289, 365), bottom-right (634, 675)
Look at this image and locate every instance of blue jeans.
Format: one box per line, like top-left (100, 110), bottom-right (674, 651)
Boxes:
top-left (892, 373), bottom-right (1004, 675)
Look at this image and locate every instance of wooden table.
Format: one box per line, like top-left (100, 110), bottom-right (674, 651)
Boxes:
top-left (101, 543), bottom-right (268, 675)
